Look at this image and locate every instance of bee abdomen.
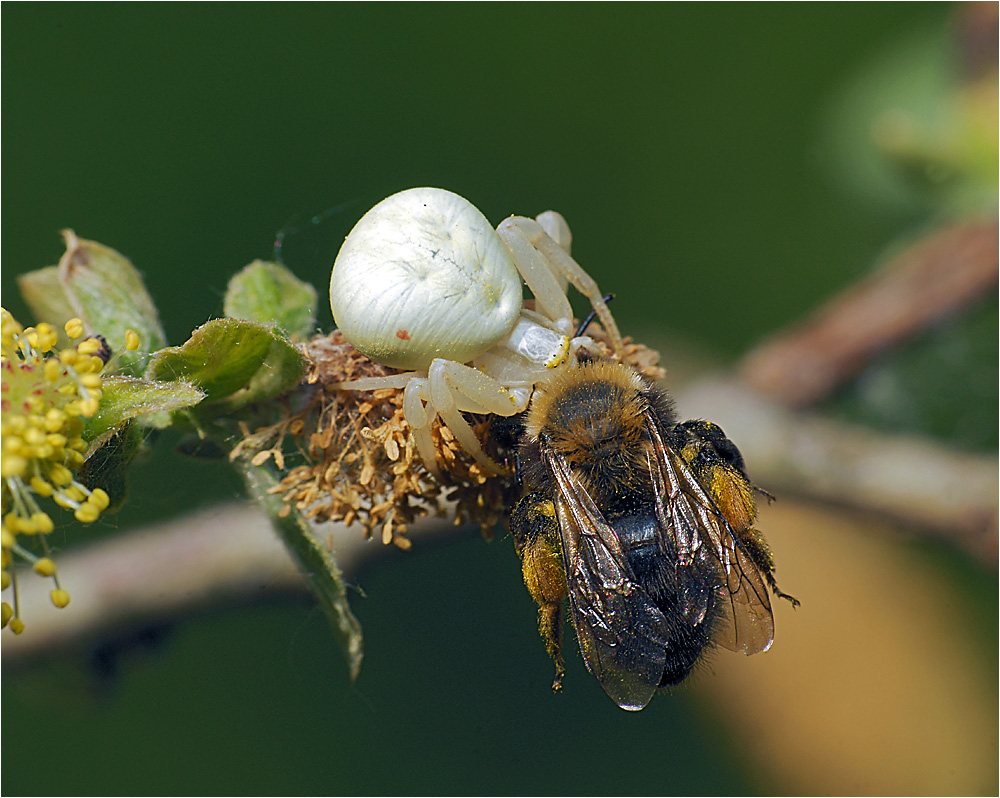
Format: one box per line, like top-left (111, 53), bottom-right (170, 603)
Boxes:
top-left (617, 514), bottom-right (721, 686)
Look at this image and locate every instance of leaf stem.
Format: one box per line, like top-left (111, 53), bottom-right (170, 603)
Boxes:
top-left (235, 457), bottom-right (364, 680)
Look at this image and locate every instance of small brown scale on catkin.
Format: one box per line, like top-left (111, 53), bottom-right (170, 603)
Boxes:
top-left (232, 327), bottom-right (665, 549)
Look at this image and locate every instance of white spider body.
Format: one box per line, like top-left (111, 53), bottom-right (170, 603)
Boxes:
top-left (330, 188), bottom-right (525, 370)
top-left (330, 187), bottom-right (621, 476)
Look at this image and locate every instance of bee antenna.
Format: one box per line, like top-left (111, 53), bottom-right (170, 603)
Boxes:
top-left (574, 293), bottom-right (615, 338)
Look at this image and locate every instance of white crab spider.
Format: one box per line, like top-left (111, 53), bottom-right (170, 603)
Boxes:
top-left (329, 187), bottom-right (621, 476)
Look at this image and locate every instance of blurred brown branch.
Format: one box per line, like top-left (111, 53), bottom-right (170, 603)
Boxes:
top-left (0, 503), bottom-right (463, 666)
top-left (740, 220), bottom-right (998, 407)
top-left (2, 504), bottom-right (301, 663)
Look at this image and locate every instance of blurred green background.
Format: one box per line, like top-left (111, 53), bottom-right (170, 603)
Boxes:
top-left (3, 3), bottom-right (995, 795)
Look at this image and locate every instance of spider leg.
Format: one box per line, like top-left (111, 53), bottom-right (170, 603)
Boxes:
top-left (426, 359), bottom-right (530, 475)
top-left (401, 378), bottom-right (440, 477)
top-left (497, 216), bottom-right (622, 356)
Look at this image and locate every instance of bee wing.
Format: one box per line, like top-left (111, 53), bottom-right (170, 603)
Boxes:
top-left (543, 447), bottom-right (671, 711)
top-left (645, 417), bottom-right (775, 656)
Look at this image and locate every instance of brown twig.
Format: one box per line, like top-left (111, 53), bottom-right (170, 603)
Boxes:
top-left (739, 221), bottom-right (999, 407)
top-left (1, 504), bottom-right (297, 663)
top-left (0, 503), bottom-right (462, 666)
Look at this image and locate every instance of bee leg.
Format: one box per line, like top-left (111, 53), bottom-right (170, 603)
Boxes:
top-left (738, 530), bottom-right (800, 607)
top-left (764, 570), bottom-right (800, 607)
top-left (521, 539), bottom-right (569, 692)
top-left (510, 493), bottom-right (569, 692)
top-left (673, 423), bottom-right (759, 535)
top-left (673, 419), bottom-right (799, 608)
top-left (538, 602), bottom-right (566, 692)
top-left (755, 486), bottom-right (776, 504)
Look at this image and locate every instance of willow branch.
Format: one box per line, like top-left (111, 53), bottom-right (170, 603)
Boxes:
top-left (0, 503), bottom-right (461, 666)
top-left (739, 221), bottom-right (999, 407)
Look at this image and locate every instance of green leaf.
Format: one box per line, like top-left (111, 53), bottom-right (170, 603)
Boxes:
top-left (236, 459), bottom-right (363, 681)
top-left (144, 318), bottom-right (305, 412)
top-left (85, 375), bottom-right (206, 439)
top-left (55, 230), bottom-right (167, 376)
top-left (224, 260), bottom-right (318, 340)
top-left (146, 318), bottom-right (272, 401)
top-left (213, 333), bottom-right (306, 412)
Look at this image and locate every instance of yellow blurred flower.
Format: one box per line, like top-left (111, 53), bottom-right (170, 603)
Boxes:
top-left (1, 308), bottom-right (112, 633)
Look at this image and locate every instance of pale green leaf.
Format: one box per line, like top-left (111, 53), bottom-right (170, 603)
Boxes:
top-left (224, 260), bottom-right (318, 340)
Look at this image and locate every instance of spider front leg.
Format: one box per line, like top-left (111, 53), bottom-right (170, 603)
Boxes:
top-left (496, 216), bottom-right (623, 356)
top-left (334, 372), bottom-right (443, 477)
top-left (495, 217), bottom-right (574, 334)
top-left (424, 358), bottom-right (531, 475)
top-left (535, 210), bottom-right (572, 256)
top-left (401, 377), bottom-right (438, 477)
top-left (338, 365), bottom-right (529, 477)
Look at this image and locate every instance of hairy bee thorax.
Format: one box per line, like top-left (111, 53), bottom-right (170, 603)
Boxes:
top-left (527, 360), bottom-right (648, 466)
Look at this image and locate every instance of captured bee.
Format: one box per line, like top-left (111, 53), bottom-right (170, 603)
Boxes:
top-left (506, 359), bottom-right (797, 711)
